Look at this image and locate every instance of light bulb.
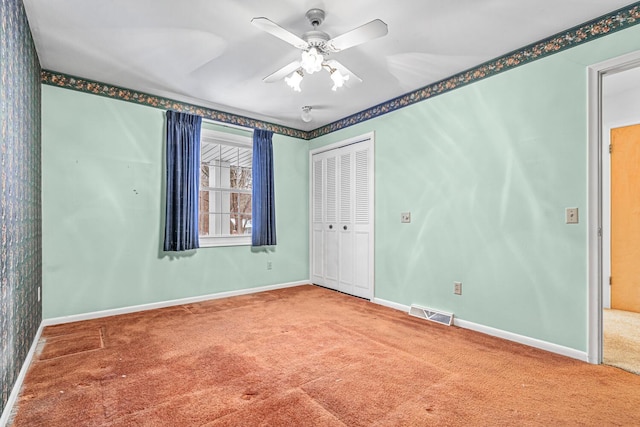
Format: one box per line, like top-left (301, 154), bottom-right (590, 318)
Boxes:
top-left (285, 70), bottom-right (303, 92)
top-left (300, 47), bottom-right (323, 74)
top-left (301, 106), bottom-right (312, 123)
top-left (330, 69), bottom-right (350, 91)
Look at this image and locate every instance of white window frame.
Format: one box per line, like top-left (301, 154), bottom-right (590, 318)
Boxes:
top-left (199, 128), bottom-right (253, 248)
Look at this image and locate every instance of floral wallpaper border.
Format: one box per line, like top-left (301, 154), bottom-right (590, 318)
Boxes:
top-left (40, 70), bottom-right (308, 140)
top-left (42, 2), bottom-right (640, 141)
top-left (308, 1), bottom-right (640, 139)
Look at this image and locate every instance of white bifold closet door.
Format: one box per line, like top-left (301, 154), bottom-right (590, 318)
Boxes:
top-left (311, 136), bottom-right (373, 300)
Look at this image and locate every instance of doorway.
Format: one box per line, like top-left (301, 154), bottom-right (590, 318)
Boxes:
top-left (610, 124), bottom-right (640, 312)
top-left (606, 123), bottom-right (640, 374)
top-left (588, 51), bottom-right (640, 370)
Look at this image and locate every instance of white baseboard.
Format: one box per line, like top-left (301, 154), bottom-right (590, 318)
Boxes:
top-left (372, 297), bottom-right (410, 313)
top-left (372, 297), bottom-right (588, 362)
top-left (453, 318), bottom-right (588, 362)
top-left (0, 323), bottom-right (45, 427)
top-left (43, 280), bottom-right (310, 326)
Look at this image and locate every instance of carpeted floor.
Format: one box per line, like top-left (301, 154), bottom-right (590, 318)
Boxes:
top-left (9, 285), bottom-right (640, 426)
top-left (604, 308), bottom-right (640, 375)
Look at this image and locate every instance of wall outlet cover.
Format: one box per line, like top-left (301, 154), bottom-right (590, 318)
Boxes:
top-left (401, 212), bottom-right (411, 223)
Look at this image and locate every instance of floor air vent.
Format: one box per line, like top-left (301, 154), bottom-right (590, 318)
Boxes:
top-left (409, 305), bottom-right (453, 326)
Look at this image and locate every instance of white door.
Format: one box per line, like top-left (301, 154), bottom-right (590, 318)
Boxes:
top-left (338, 151), bottom-right (354, 295)
top-left (310, 135), bottom-right (374, 300)
top-left (324, 155), bottom-right (339, 290)
top-left (352, 146), bottom-right (373, 299)
top-left (310, 157), bottom-right (324, 285)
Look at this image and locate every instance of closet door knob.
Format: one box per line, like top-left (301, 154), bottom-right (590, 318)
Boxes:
top-left (343, 225), bottom-right (348, 230)
top-left (329, 225), bottom-right (333, 229)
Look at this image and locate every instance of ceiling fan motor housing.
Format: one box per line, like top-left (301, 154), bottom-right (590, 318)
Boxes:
top-left (303, 30), bottom-right (330, 50)
top-left (304, 9), bottom-right (329, 51)
top-left (306, 8), bottom-right (325, 27)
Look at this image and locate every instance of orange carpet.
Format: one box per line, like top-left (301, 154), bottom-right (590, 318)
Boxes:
top-left (9, 285), bottom-right (640, 426)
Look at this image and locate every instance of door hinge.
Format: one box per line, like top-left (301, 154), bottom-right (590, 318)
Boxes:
top-left (609, 276), bottom-right (612, 286)
top-left (609, 144), bottom-right (613, 154)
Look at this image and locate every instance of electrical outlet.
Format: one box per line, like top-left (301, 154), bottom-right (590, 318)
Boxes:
top-left (454, 281), bottom-right (462, 295)
top-left (566, 207), bottom-right (579, 224)
top-left (267, 261), bottom-right (272, 270)
top-left (401, 212), bottom-right (411, 223)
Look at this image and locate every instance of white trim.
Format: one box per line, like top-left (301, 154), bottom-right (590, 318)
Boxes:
top-left (308, 131), bottom-right (375, 157)
top-left (587, 63), bottom-right (603, 364)
top-left (373, 297), bottom-right (410, 313)
top-left (198, 235), bottom-right (251, 248)
top-left (453, 318), bottom-right (588, 362)
top-left (587, 49), bottom-right (640, 365)
top-left (372, 298), bottom-right (587, 361)
top-left (42, 280), bottom-right (309, 326)
top-left (0, 323), bottom-right (45, 427)
top-left (201, 129), bottom-right (253, 147)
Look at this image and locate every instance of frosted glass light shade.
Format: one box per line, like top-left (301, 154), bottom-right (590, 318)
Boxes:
top-left (285, 70), bottom-right (303, 92)
top-left (301, 106), bottom-right (312, 122)
top-left (300, 47), bottom-right (323, 74)
top-left (330, 69), bottom-right (349, 91)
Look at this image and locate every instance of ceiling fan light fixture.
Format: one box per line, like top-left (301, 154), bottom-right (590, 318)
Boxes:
top-left (329, 68), bottom-right (349, 91)
top-left (301, 106), bottom-right (313, 122)
top-left (254, 8), bottom-right (385, 93)
top-left (285, 70), bottom-right (303, 92)
top-left (300, 47), bottom-right (323, 74)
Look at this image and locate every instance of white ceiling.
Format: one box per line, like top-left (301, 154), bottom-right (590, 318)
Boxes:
top-left (23, 0), bottom-right (636, 131)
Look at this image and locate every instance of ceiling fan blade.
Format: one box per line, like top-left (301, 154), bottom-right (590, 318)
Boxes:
top-left (251, 17), bottom-right (308, 50)
top-left (325, 19), bottom-right (388, 52)
top-left (325, 60), bottom-right (362, 84)
top-left (263, 61), bottom-right (301, 83)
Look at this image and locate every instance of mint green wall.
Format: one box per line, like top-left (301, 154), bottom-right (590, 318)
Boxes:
top-left (42, 86), bottom-right (308, 318)
top-left (42, 23), bottom-right (640, 351)
top-left (310, 25), bottom-right (640, 352)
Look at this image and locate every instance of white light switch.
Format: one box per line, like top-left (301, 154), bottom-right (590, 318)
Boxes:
top-left (401, 212), bottom-right (411, 223)
top-left (566, 208), bottom-right (579, 224)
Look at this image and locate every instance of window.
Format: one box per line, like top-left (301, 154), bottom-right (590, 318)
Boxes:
top-left (199, 128), bottom-right (252, 247)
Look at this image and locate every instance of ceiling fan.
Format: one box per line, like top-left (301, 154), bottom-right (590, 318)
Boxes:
top-left (251, 9), bottom-right (388, 92)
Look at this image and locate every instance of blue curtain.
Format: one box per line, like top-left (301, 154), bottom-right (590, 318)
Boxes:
top-left (164, 110), bottom-right (202, 251)
top-left (252, 129), bottom-right (277, 246)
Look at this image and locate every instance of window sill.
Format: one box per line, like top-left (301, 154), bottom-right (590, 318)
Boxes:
top-left (199, 236), bottom-right (251, 248)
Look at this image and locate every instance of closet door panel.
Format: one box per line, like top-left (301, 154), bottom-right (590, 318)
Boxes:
top-left (324, 155), bottom-right (339, 290)
top-left (338, 151), bottom-right (354, 293)
top-left (354, 231), bottom-right (370, 295)
top-left (352, 146), bottom-right (373, 299)
top-left (338, 228), bottom-right (354, 293)
top-left (311, 229), bottom-right (324, 279)
top-left (325, 228), bottom-right (339, 288)
top-left (311, 157), bottom-right (325, 284)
